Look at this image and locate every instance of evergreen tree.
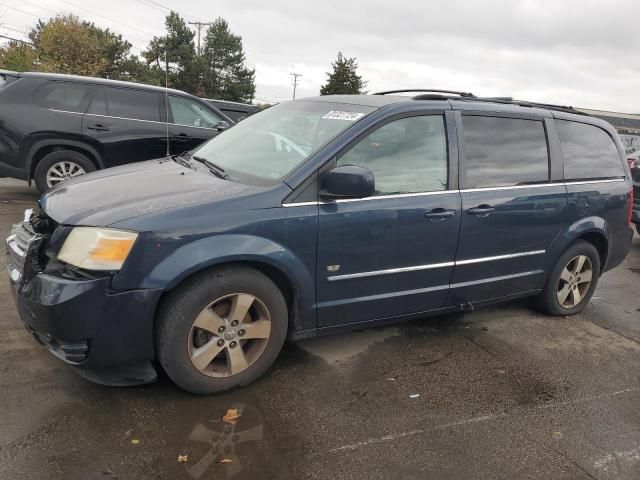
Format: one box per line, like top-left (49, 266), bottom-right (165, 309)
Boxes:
top-left (143, 12), bottom-right (198, 92)
top-left (201, 18), bottom-right (255, 102)
top-left (320, 52), bottom-right (367, 95)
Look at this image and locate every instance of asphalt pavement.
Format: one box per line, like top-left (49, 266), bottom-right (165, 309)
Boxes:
top-left (0, 178), bottom-right (639, 480)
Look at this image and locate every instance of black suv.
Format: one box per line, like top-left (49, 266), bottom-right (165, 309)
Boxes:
top-left (0, 70), bottom-right (233, 192)
top-left (203, 98), bottom-right (260, 122)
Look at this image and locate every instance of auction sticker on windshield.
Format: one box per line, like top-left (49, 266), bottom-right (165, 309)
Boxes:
top-left (321, 111), bottom-right (366, 121)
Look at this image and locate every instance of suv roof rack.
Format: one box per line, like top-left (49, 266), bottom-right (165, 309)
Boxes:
top-left (458, 97), bottom-right (587, 116)
top-left (372, 88), bottom-right (586, 116)
top-left (373, 89), bottom-right (477, 98)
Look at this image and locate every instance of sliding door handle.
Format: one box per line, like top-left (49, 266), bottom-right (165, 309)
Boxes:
top-left (467, 205), bottom-right (495, 216)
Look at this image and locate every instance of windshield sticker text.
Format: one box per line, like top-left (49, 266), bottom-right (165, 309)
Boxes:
top-left (321, 111), bottom-right (365, 121)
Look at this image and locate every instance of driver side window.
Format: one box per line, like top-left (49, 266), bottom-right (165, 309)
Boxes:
top-left (169, 96), bottom-right (222, 128)
top-left (337, 115), bottom-right (448, 195)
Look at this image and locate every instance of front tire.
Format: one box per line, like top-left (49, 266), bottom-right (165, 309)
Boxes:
top-left (536, 240), bottom-right (600, 316)
top-left (34, 150), bottom-right (96, 193)
top-left (156, 266), bottom-right (288, 395)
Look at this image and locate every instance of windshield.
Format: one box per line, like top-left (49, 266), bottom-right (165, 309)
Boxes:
top-left (191, 100), bottom-right (376, 185)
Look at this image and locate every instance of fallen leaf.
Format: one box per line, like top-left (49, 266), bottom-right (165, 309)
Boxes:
top-left (219, 458), bottom-right (234, 464)
top-left (177, 454), bottom-right (188, 463)
top-left (131, 439), bottom-right (140, 445)
top-left (223, 408), bottom-right (241, 424)
top-left (409, 394), bottom-right (420, 399)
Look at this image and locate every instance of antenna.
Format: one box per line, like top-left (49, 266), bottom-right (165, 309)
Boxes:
top-left (164, 49), bottom-right (170, 157)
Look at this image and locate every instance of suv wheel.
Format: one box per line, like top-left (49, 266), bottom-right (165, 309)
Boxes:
top-left (34, 150), bottom-right (96, 193)
top-left (536, 240), bottom-right (601, 316)
top-left (157, 266), bottom-right (288, 394)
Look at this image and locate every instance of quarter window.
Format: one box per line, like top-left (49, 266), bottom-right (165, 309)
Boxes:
top-left (169, 96), bottom-right (222, 128)
top-left (462, 116), bottom-right (549, 188)
top-left (337, 115), bottom-right (448, 195)
top-left (106, 87), bottom-right (161, 122)
top-left (33, 81), bottom-right (93, 113)
top-left (557, 120), bottom-right (624, 180)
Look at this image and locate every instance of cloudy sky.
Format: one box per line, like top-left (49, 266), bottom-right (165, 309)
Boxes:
top-left (1, 0), bottom-right (639, 112)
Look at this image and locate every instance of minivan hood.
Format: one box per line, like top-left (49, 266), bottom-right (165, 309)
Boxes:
top-left (41, 158), bottom-right (253, 226)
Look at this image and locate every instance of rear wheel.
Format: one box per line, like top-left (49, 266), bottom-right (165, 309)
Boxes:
top-left (536, 240), bottom-right (600, 316)
top-left (34, 150), bottom-right (96, 193)
top-left (157, 266), bottom-right (288, 394)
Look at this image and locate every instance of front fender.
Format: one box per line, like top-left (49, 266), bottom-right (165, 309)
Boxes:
top-left (143, 234), bottom-right (312, 291)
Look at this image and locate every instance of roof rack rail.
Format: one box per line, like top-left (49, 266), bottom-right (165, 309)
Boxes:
top-left (373, 89), bottom-right (476, 98)
top-left (457, 97), bottom-right (587, 115)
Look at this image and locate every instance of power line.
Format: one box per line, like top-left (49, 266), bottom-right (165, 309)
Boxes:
top-left (4, 5), bottom-right (42, 19)
top-left (60, 0), bottom-right (156, 40)
top-left (0, 34), bottom-right (34, 45)
top-left (290, 72), bottom-right (302, 100)
top-left (20, 0), bottom-right (58, 16)
top-left (134, 0), bottom-right (205, 22)
top-left (188, 21), bottom-right (210, 55)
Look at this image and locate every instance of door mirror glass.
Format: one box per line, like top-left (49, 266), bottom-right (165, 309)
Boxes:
top-left (320, 165), bottom-right (375, 199)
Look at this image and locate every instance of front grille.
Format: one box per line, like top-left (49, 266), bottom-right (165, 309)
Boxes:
top-left (6, 208), bottom-right (55, 283)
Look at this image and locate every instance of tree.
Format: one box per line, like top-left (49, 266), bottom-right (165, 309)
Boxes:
top-left (320, 52), bottom-right (367, 96)
top-left (201, 18), bottom-right (255, 102)
top-left (0, 15), bottom-right (152, 80)
top-left (143, 12), bottom-right (198, 92)
top-left (0, 42), bottom-right (37, 71)
top-left (31, 15), bottom-right (107, 76)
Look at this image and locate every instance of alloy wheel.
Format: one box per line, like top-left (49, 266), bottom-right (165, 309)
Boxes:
top-left (556, 255), bottom-right (593, 309)
top-left (46, 161), bottom-right (86, 187)
top-left (188, 293), bottom-right (272, 377)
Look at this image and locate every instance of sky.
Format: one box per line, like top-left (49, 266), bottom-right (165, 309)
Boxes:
top-left (1, 0), bottom-right (639, 112)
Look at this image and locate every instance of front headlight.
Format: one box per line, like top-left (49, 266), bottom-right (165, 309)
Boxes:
top-left (57, 227), bottom-right (138, 271)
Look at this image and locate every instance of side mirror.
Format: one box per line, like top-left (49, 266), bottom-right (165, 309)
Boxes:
top-left (320, 165), bottom-right (375, 200)
top-left (214, 120), bottom-right (231, 131)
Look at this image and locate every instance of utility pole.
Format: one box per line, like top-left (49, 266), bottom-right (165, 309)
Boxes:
top-left (188, 21), bottom-right (211, 55)
top-left (290, 72), bottom-right (302, 100)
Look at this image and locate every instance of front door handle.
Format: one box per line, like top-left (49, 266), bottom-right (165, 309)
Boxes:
top-left (467, 204), bottom-right (495, 217)
top-left (424, 208), bottom-right (457, 221)
top-left (87, 123), bottom-right (110, 132)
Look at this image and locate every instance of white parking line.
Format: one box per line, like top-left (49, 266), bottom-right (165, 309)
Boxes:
top-left (317, 387), bottom-right (640, 455)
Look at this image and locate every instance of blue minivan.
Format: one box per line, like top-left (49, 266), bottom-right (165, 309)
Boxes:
top-left (6, 90), bottom-right (635, 394)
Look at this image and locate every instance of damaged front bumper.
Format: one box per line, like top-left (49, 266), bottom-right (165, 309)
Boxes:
top-left (6, 211), bottom-right (163, 386)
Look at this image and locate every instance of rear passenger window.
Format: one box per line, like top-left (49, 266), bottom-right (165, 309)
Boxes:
top-left (33, 81), bottom-right (93, 113)
top-left (106, 87), bottom-right (161, 122)
top-left (338, 115), bottom-right (447, 195)
top-left (463, 116), bottom-right (549, 188)
top-left (556, 120), bottom-right (624, 180)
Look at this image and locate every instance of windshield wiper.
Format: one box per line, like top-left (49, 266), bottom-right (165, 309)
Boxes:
top-left (192, 155), bottom-right (229, 180)
top-left (171, 154), bottom-right (192, 168)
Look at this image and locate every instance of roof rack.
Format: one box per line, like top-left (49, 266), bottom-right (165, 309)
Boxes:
top-left (455, 97), bottom-right (587, 116)
top-left (373, 89), bottom-right (477, 98)
top-left (372, 88), bottom-right (588, 116)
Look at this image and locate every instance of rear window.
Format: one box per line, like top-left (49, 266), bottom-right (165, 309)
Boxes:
top-left (462, 116), bottom-right (549, 188)
top-left (32, 81), bottom-right (93, 113)
top-left (556, 120), bottom-right (625, 180)
top-left (105, 87), bottom-right (161, 122)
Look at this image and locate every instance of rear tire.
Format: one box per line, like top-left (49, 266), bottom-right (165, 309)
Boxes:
top-left (34, 150), bottom-right (96, 193)
top-left (536, 240), bottom-right (600, 316)
top-left (156, 266), bottom-right (288, 395)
